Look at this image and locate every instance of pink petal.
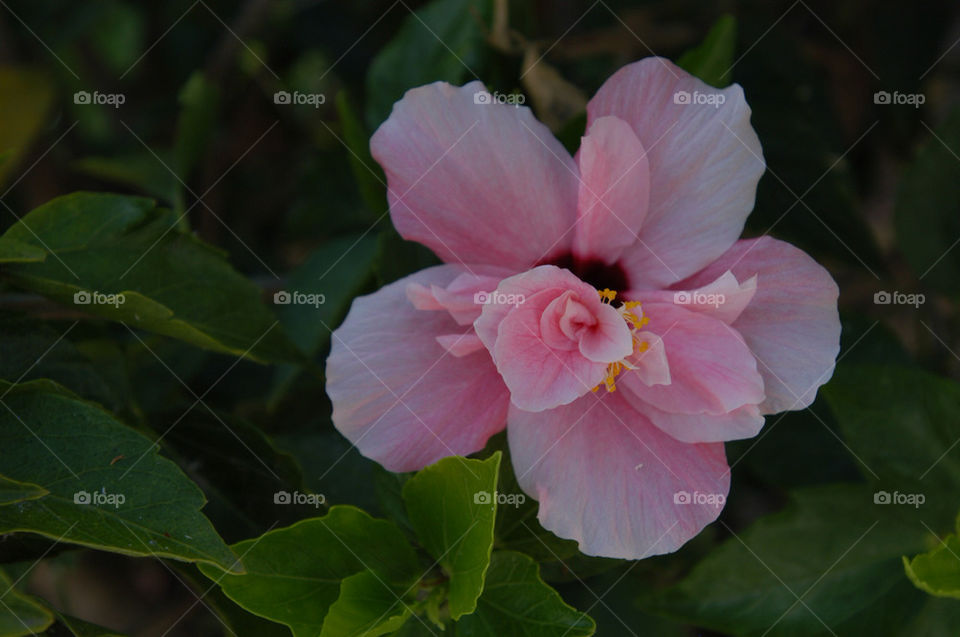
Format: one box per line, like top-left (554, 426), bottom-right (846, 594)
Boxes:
top-left (326, 266), bottom-right (509, 472)
top-left (493, 289), bottom-right (609, 412)
top-left (474, 266), bottom-right (632, 411)
top-left (675, 237), bottom-right (840, 413)
top-left (474, 265), bottom-right (602, 363)
top-left (640, 270), bottom-right (757, 324)
top-left (573, 116), bottom-right (650, 263)
top-left (508, 391), bottom-right (730, 559)
top-left (587, 58), bottom-right (765, 288)
top-left (630, 331), bottom-right (671, 387)
top-left (371, 81), bottom-right (579, 270)
top-left (618, 302), bottom-right (765, 415)
top-left (436, 332), bottom-right (485, 357)
top-left (620, 392), bottom-right (764, 443)
top-left (407, 267), bottom-right (513, 326)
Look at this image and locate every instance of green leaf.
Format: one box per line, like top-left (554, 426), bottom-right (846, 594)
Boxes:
top-left (0, 475), bottom-right (47, 505)
top-left (457, 551), bottom-right (596, 636)
top-left (823, 365), bottom-right (960, 500)
top-left (904, 513), bottom-right (960, 600)
top-left (402, 453), bottom-right (500, 619)
top-left (486, 435), bottom-right (579, 565)
top-left (677, 15), bottom-right (737, 87)
top-left (49, 611), bottom-right (126, 636)
top-left (0, 318), bottom-right (127, 413)
top-left (320, 570), bottom-right (411, 637)
top-left (365, 0), bottom-right (490, 128)
top-left (270, 233), bottom-right (379, 402)
top-left (641, 485), bottom-right (931, 636)
top-left (0, 192), bottom-right (301, 363)
top-left (198, 506), bottom-right (420, 637)
top-left (0, 379), bottom-right (240, 572)
top-left (0, 568), bottom-right (53, 636)
top-left (89, 1), bottom-right (145, 74)
top-left (0, 237), bottom-right (45, 263)
top-left (174, 72), bottom-right (219, 182)
top-left (894, 108), bottom-right (960, 295)
top-left (0, 66), bottom-right (54, 189)
top-left (72, 153), bottom-right (179, 203)
top-left (335, 91), bottom-right (386, 217)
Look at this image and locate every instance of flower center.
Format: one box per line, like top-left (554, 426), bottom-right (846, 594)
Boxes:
top-left (593, 288), bottom-right (650, 393)
top-left (540, 253), bottom-right (630, 295)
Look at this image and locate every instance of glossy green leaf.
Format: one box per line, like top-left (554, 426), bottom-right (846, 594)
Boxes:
top-left (823, 365), bottom-right (960, 501)
top-left (198, 506), bottom-right (420, 637)
top-left (894, 108), bottom-right (960, 295)
top-left (904, 513), bottom-right (960, 600)
top-left (0, 379), bottom-right (240, 572)
top-left (457, 551), bottom-right (595, 637)
top-left (641, 485), bottom-right (931, 636)
top-left (0, 192), bottom-right (301, 363)
top-left (72, 153), bottom-right (179, 203)
top-left (677, 14), bottom-right (737, 87)
top-left (0, 475), bottom-right (47, 505)
top-left (50, 611), bottom-right (127, 636)
top-left (319, 570), bottom-right (411, 637)
top-left (402, 453), bottom-right (500, 619)
top-left (0, 568), bottom-right (53, 636)
top-left (365, 0), bottom-right (490, 128)
top-left (0, 317), bottom-right (127, 413)
top-left (0, 237), bottom-right (45, 263)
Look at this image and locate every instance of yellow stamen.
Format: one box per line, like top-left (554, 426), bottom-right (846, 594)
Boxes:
top-left (591, 296), bottom-right (651, 393)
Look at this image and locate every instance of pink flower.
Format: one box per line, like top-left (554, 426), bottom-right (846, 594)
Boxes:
top-left (326, 58), bottom-right (840, 559)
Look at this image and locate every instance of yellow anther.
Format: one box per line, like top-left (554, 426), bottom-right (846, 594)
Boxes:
top-left (598, 288), bottom-right (617, 303)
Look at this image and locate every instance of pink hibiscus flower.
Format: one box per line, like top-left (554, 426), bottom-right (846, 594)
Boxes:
top-left (326, 57), bottom-right (840, 559)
